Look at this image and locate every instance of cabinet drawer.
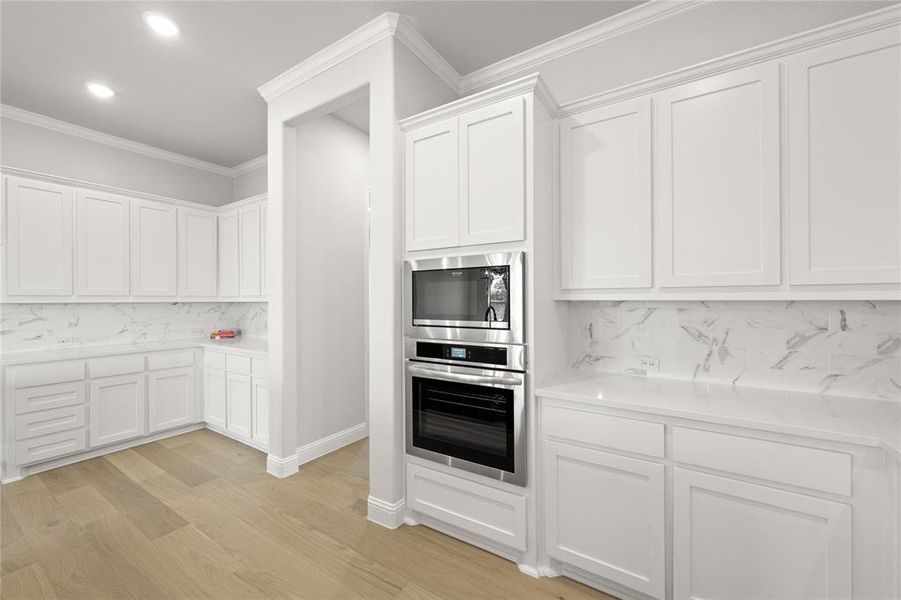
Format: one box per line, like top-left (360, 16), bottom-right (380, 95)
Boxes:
top-left (148, 350), bottom-right (194, 371)
top-left (251, 358), bottom-right (268, 378)
top-left (226, 354), bottom-right (251, 374)
top-left (16, 428), bottom-right (87, 466)
top-left (406, 462), bottom-right (527, 551)
top-left (15, 381), bottom-right (85, 414)
top-left (543, 403), bottom-right (664, 458)
top-left (16, 405), bottom-right (86, 440)
top-left (204, 351), bottom-right (226, 370)
top-left (14, 361), bottom-right (85, 388)
top-left (89, 354), bottom-right (145, 378)
top-left (672, 427), bottom-right (852, 496)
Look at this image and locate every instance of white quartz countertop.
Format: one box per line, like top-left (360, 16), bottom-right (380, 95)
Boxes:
top-left (536, 371), bottom-right (901, 457)
top-left (0, 337), bottom-right (268, 365)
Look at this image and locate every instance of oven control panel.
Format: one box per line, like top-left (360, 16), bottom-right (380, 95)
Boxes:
top-left (416, 341), bottom-right (508, 366)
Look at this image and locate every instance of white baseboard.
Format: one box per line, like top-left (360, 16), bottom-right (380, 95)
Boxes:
top-left (266, 452), bottom-right (300, 478)
top-left (517, 564), bottom-right (541, 578)
top-left (297, 422), bottom-right (368, 466)
top-left (368, 495), bottom-right (406, 529)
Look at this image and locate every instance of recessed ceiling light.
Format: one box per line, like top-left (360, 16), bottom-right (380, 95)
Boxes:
top-left (142, 12), bottom-right (179, 37)
top-left (85, 82), bottom-right (115, 99)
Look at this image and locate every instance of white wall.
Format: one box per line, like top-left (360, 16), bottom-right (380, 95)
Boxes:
top-left (0, 117), bottom-right (234, 206)
top-left (233, 164), bottom-right (267, 201)
top-left (295, 114), bottom-right (369, 448)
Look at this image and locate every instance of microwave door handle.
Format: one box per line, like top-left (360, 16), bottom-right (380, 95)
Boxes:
top-left (407, 364), bottom-right (522, 387)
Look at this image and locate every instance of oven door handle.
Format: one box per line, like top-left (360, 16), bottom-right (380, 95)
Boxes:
top-left (407, 364), bottom-right (523, 386)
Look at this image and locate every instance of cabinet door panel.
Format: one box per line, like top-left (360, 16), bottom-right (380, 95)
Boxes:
top-left (131, 199), bottom-right (177, 296)
top-left (560, 98), bottom-right (652, 289)
top-left (218, 211), bottom-right (239, 297)
top-left (459, 97), bottom-right (525, 246)
top-left (226, 372), bottom-right (252, 439)
top-left (657, 63), bottom-right (780, 287)
top-left (5, 176), bottom-right (74, 296)
top-left (89, 374), bottom-right (146, 447)
top-left (178, 208), bottom-right (218, 297)
top-left (405, 118), bottom-right (459, 251)
top-left (789, 29), bottom-right (901, 284)
top-left (545, 440), bottom-right (665, 599)
top-left (238, 204), bottom-right (261, 297)
top-left (76, 190), bottom-right (130, 296)
top-left (260, 203), bottom-right (268, 295)
top-left (251, 377), bottom-right (269, 447)
top-left (673, 468), bottom-right (852, 600)
top-left (148, 367), bottom-right (195, 433)
top-left (204, 369), bottom-right (226, 429)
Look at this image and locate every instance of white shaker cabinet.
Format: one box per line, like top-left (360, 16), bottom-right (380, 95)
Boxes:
top-left (238, 204), bottom-right (262, 297)
top-left (204, 367), bottom-right (227, 430)
top-left (218, 209), bottom-right (239, 297)
top-left (404, 117), bottom-right (459, 251)
top-left (148, 367), bottom-right (196, 433)
top-left (131, 199), bottom-right (177, 297)
top-left (251, 376), bottom-right (269, 447)
top-left (4, 175), bottom-right (74, 297)
top-left (225, 372), bottom-right (252, 439)
top-left (178, 208), bottom-right (218, 298)
top-left (656, 63), bottom-right (781, 287)
top-left (260, 204), bottom-right (268, 295)
top-left (75, 190), bottom-right (130, 296)
top-left (89, 373), bottom-right (146, 447)
top-left (559, 98), bottom-right (652, 290)
top-left (788, 28), bottom-right (901, 285)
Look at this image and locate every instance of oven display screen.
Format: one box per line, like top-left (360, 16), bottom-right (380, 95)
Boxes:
top-left (449, 347), bottom-right (467, 359)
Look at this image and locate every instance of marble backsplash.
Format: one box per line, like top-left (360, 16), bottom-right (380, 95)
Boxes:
top-left (0, 303), bottom-right (268, 353)
top-left (568, 301), bottom-right (901, 402)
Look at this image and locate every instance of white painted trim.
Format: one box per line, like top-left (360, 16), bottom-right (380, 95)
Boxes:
top-left (394, 15), bottom-right (462, 93)
top-left (297, 422), bottom-right (368, 465)
top-left (368, 495), bottom-right (407, 529)
top-left (266, 451), bottom-right (300, 478)
top-left (458, 0), bottom-right (713, 95)
top-left (517, 564), bottom-right (541, 578)
top-left (230, 154), bottom-right (267, 177)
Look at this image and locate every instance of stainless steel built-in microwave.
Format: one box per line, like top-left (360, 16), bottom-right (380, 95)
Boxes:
top-left (404, 252), bottom-right (524, 344)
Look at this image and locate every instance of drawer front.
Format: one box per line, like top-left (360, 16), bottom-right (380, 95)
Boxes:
top-left (15, 361), bottom-right (85, 388)
top-left (16, 428), bottom-right (87, 466)
top-left (226, 355), bottom-right (251, 375)
top-left (15, 381), bottom-right (86, 414)
top-left (406, 462), bottom-right (527, 551)
top-left (204, 351), bottom-right (226, 370)
top-left (543, 403), bottom-right (665, 458)
top-left (16, 405), bottom-right (86, 440)
top-left (89, 354), bottom-right (145, 378)
top-left (147, 350), bottom-right (194, 371)
top-left (672, 427), bottom-right (852, 496)
top-left (251, 358), bottom-right (268, 378)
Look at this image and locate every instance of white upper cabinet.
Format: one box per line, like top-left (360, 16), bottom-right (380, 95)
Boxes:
top-left (788, 28), bottom-right (901, 285)
top-left (405, 117), bottom-right (459, 251)
top-left (131, 199), bottom-right (177, 297)
top-left (218, 209), bottom-right (239, 298)
top-left (238, 204), bottom-right (261, 297)
top-left (656, 63), bottom-right (781, 287)
top-left (5, 176), bottom-right (74, 296)
top-left (76, 189), bottom-right (130, 296)
top-left (260, 203), bottom-right (268, 295)
top-left (459, 97), bottom-right (526, 246)
top-left (559, 98), bottom-right (652, 290)
top-left (178, 208), bottom-right (218, 298)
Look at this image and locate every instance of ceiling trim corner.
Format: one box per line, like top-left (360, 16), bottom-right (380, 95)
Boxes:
top-left (230, 154), bottom-right (268, 177)
top-left (394, 15), bottom-right (462, 94)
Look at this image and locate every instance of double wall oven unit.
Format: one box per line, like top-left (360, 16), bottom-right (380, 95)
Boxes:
top-left (404, 252), bottom-right (526, 486)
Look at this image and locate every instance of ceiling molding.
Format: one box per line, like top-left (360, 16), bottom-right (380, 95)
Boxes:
top-left (394, 15), bottom-right (462, 94)
top-left (458, 0), bottom-right (713, 95)
top-left (230, 154), bottom-right (268, 176)
top-left (0, 104), bottom-right (235, 177)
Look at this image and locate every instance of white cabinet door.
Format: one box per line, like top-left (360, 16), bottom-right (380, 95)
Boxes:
top-left (559, 98), bottom-right (652, 290)
top-left (238, 204), bottom-right (261, 297)
top-left (5, 176), bottom-right (74, 296)
top-left (251, 377), bottom-right (269, 447)
top-left (131, 199), bottom-right (177, 296)
top-left (657, 63), bottom-right (780, 287)
top-left (204, 368), bottom-right (226, 429)
top-left (89, 373), bottom-right (146, 447)
top-left (459, 97), bottom-right (525, 246)
top-left (405, 117), bottom-right (459, 251)
top-left (218, 210), bottom-right (239, 298)
top-left (260, 203), bottom-right (268, 296)
top-left (226, 372), bottom-right (252, 439)
top-left (788, 28), bottom-right (901, 285)
top-left (148, 367), bottom-right (195, 433)
top-left (178, 208), bottom-right (218, 297)
top-left (544, 440), bottom-right (665, 599)
top-left (673, 468), bottom-right (852, 600)
top-left (75, 189), bottom-right (130, 296)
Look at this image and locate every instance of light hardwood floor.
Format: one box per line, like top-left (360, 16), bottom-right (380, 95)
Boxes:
top-left (1, 430), bottom-right (615, 599)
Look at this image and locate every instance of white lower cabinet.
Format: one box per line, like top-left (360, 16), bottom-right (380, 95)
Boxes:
top-left (251, 377), bottom-right (269, 446)
top-left (204, 368), bottom-right (227, 430)
top-left (226, 372), bottom-right (252, 440)
top-left (673, 468), bottom-right (852, 600)
top-left (148, 367), bottom-right (196, 433)
top-left (202, 351), bottom-right (268, 450)
top-left (89, 373), bottom-right (146, 447)
top-left (544, 440), bottom-right (665, 599)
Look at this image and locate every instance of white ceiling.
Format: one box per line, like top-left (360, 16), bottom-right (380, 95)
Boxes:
top-left (0, 1), bottom-right (643, 167)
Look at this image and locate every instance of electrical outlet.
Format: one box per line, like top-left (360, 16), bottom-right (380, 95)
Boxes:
top-left (637, 356), bottom-right (659, 371)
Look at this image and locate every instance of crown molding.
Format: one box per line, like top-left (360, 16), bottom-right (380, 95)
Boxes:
top-left (557, 3), bottom-right (901, 117)
top-left (394, 15), bottom-right (462, 93)
top-left (230, 154), bottom-right (267, 176)
top-left (458, 0), bottom-right (712, 95)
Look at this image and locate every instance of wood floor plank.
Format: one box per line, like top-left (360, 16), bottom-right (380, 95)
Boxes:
top-left (139, 472), bottom-right (200, 508)
top-left (103, 448), bottom-right (166, 482)
top-left (130, 442), bottom-right (218, 487)
top-left (55, 485), bottom-right (120, 526)
top-left (1, 562), bottom-right (57, 600)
